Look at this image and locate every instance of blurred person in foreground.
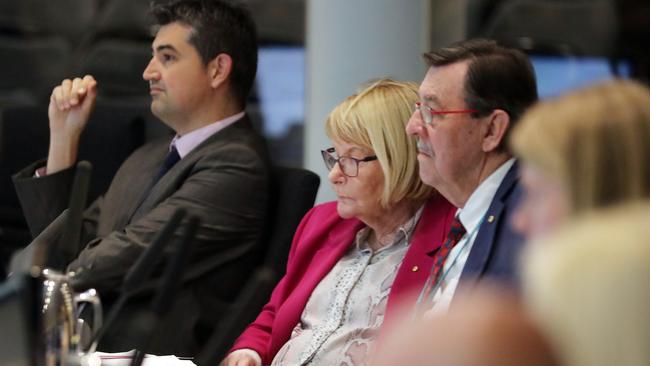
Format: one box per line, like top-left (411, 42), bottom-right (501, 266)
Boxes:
top-left (11, 0), bottom-right (269, 356)
top-left (221, 79), bottom-right (456, 366)
top-left (371, 284), bottom-right (559, 366)
top-left (510, 79), bottom-right (650, 241)
top-left (405, 39), bottom-right (538, 314)
top-left (522, 202), bottom-right (650, 366)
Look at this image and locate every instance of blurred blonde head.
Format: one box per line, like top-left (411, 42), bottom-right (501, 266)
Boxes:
top-left (522, 202), bottom-right (650, 366)
top-left (511, 79), bottom-right (650, 214)
top-left (326, 78), bottom-right (433, 207)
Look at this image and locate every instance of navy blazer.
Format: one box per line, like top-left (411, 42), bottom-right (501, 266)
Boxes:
top-left (457, 161), bottom-right (525, 291)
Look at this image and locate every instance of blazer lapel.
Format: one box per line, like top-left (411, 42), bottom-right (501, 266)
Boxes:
top-left (131, 150), bottom-right (187, 220)
top-left (128, 117), bottom-right (252, 222)
top-left (385, 195), bottom-right (455, 320)
top-left (458, 162), bottom-right (520, 288)
top-left (270, 218), bottom-right (364, 353)
top-left (119, 141), bottom-right (169, 225)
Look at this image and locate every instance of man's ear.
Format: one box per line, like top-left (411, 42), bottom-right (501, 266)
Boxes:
top-left (207, 53), bottom-right (233, 89)
top-left (481, 109), bottom-right (510, 152)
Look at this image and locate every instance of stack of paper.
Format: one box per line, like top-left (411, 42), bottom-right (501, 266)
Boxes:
top-left (88, 351), bottom-right (197, 366)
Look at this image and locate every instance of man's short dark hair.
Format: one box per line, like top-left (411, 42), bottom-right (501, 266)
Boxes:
top-left (424, 39), bottom-right (538, 148)
top-left (151, 0), bottom-right (258, 107)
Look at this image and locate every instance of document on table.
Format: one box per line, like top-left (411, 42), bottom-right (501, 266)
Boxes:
top-left (89, 351), bottom-right (197, 366)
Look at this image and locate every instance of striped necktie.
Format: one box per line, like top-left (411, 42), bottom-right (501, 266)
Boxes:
top-left (421, 216), bottom-right (467, 303)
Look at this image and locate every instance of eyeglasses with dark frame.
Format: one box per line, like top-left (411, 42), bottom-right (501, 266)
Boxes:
top-left (413, 102), bottom-right (479, 125)
top-left (321, 147), bottom-right (377, 177)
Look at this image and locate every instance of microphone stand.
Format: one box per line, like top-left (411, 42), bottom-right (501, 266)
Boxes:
top-left (86, 209), bottom-right (186, 349)
top-left (129, 216), bottom-right (200, 366)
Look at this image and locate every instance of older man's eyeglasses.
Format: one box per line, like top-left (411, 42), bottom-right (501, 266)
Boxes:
top-left (321, 147), bottom-right (377, 177)
top-left (414, 102), bottom-right (478, 125)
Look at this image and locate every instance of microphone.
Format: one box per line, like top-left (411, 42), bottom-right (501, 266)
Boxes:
top-left (130, 215), bottom-right (200, 366)
top-left (47, 161), bottom-right (92, 271)
top-left (122, 209), bottom-right (187, 292)
top-left (86, 208), bottom-right (186, 349)
top-left (151, 215), bottom-right (199, 316)
top-left (194, 266), bottom-right (277, 366)
top-left (8, 209), bottom-right (69, 276)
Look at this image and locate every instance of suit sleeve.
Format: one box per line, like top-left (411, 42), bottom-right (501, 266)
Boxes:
top-left (228, 206), bottom-right (318, 363)
top-left (12, 160), bottom-right (102, 262)
top-left (66, 141), bottom-right (269, 295)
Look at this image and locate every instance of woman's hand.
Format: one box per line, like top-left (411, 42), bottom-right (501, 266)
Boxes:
top-left (220, 350), bottom-right (262, 366)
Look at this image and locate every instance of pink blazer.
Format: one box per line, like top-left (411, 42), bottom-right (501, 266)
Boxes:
top-left (230, 194), bottom-right (455, 363)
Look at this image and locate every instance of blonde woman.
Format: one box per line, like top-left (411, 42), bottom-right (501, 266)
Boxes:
top-left (510, 79), bottom-right (650, 240)
top-left (522, 203), bottom-right (650, 366)
top-left (222, 79), bottom-right (455, 366)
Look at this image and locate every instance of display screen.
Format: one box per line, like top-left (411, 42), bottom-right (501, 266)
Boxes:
top-left (256, 46), bottom-right (305, 138)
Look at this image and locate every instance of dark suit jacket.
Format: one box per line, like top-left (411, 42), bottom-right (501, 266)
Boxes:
top-left (12, 116), bottom-right (271, 356)
top-left (457, 161), bottom-right (525, 293)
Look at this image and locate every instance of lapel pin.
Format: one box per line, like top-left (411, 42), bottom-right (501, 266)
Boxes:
top-left (487, 215), bottom-right (495, 223)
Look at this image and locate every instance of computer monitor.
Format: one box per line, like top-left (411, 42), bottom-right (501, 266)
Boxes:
top-left (256, 45), bottom-right (305, 138)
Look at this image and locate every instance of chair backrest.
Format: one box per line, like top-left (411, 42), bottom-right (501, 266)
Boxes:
top-left (470, 0), bottom-right (617, 56)
top-left (74, 0), bottom-right (153, 101)
top-left (0, 36), bottom-right (71, 105)
top-left (264, 166), bottom-right (320, 276)
top-left (78, 39), bottom-right (152, 99)
top-left (0, 0), bottom-right (97, 105)
top-left (0, 0), bottom-right (97, 41)
top-left (195, 166), bottom-right (319, 365)
top-left (242, 0), bottom-right (306, 43)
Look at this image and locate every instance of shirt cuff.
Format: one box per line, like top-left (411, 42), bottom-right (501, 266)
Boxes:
top-left (34, 166), bottom-right (47, 178)
top-left (229, 348), bottom-right (262, 366)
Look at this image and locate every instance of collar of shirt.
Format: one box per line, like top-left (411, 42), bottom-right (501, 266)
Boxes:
top-left (456, 158), bottom-right (515, 234)
top-left (170, 111), bottom-right (245, 158)
top-left (354, 204), bottom-right (425, 253)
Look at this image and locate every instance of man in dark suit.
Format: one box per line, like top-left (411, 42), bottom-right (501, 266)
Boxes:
top-left (12, 0), bottom-right (270, 356)
top-left (406, 39), bottom-right (538, 313)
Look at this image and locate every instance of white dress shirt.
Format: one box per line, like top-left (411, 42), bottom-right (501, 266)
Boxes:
top-left (426, 158), bottom-right (515, 315)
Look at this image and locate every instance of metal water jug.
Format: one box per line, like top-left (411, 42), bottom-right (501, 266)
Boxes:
top-left (40, 269), bottom-right (102, 366)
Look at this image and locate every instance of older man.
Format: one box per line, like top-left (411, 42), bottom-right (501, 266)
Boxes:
top-left (406, 39), bottom-right (537, 313)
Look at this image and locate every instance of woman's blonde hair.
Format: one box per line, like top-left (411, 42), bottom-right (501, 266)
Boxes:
top-left (511, 79), bottom-right (650, 214)
top-left (522, 203), bottom-right (650, 366)
top-left (325, 78), bottom-right (433, 207)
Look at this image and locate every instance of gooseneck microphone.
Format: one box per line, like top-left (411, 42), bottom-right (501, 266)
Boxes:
top-left (130, 215), bottom-right (200, 366)
top-left (150, 215), bottom-right (199, 316)
top-left (87, 208), bottom-right (187, 349)
top-left (122, 209), bottom-right (187, 292)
